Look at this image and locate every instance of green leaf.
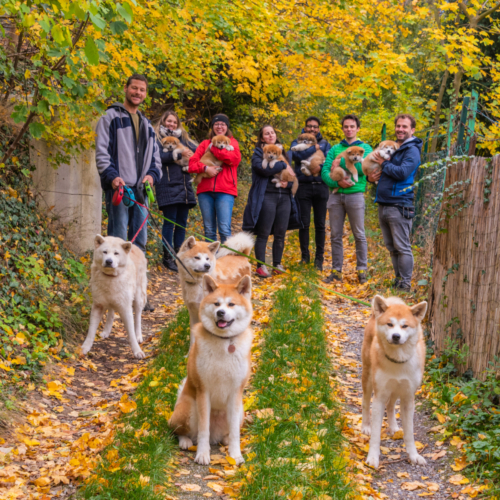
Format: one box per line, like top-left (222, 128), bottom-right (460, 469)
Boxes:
top-left (39, 16), bottom-right (51, 33)
top-left (11, 104), bottom-right (28, 124)
top-left (117, 3), bottom-right (133, 23)
top-left (84, 36), bottom-right (99, 66)
top-left (110, 20), bottom-right (128, 35)
top-left (51, 25), bottom-right (65, 44)
top-left (29, 122), bottom-right (45, 139)
top-left (417, 279), bottom-right (428, 286)
top-left (89, 13), bottom-right (106, 31)
top-left (37, 100), bottom-right (50, 116)
top-left (62, 75), bottom-right (76, 89)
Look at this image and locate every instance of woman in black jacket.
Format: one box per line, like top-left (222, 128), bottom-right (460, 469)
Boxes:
top-left (242, 125), bottom-right (299, 278)
top-left (154, 111), bottom-right (198, 271)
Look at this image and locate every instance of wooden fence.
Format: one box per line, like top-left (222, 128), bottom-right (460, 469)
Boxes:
top-left (428, 155), bottom-right (500, 378)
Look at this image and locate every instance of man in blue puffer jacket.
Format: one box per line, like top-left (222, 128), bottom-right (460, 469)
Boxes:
top-left (289, 117), bottom-right (331, 270)
top-left (368, 114), bottom-right (422, 291)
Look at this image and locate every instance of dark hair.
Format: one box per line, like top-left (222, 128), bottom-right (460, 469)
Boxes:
top-left (395, 113), bottom-right (416, 129)
top-left (256, 124), bottom-right (287, 153)
top-left (305, 116), bottom-right (321, 126)
top-left (341, 114), bottom-right (360, 128)
top-left (208, 113), bottom-right (233, 139)
top-left (126, 74), bottom-right (148, 87)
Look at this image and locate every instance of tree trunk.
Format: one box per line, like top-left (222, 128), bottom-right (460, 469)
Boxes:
top-left (430, 69), bottom-right (449, 153)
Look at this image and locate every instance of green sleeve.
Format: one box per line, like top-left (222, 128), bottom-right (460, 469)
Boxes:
top-left (321, 146), bottom-right (338, 189)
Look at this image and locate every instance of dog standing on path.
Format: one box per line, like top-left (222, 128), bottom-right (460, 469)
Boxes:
top-left (361, 295), bottom-right (428, 468)
top-left (169, 275), bottom-right (253, 465)
top-left (81, 235), bottom-right (147, 359)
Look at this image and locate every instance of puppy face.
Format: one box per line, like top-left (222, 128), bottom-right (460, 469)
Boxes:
top-left (296, 133), bottom-right (317, 145)
top-left (372, 295), bottom-right (427, 346)
top-left (177, 237), bottom-right (220, 274)
top-left (378, 140), bottom-right (399, 160)
top-left (346, 146), bottom-right (365, 163)
top-left (263, 144), bottom-right (283, 161)
top-left (93, 235), bottom-right (131, 275)
top-left (200, 275), bottom-right (252, 336)
top-left (212, 135), bottom-right (231, 149)
top-left (161, 136), bottom-right (181, 151)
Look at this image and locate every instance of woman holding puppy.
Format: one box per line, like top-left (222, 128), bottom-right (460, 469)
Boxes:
top-left (154, 111), bottom-right (198, 272)
top-left (188, 114), bottom-right (241, 244)
top-left (243, 125), bottom-right (301, 278)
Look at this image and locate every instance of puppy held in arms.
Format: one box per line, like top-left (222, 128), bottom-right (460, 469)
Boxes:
top-left (161, 136), bottom-right (193, 168)
top-left (169, 275), bottom-right (253, 465)
top-left (262, 144), bottom-right (298, 196)
top-left (362, 295), bottom-right (428, 469)
top-left (194, 135), bottom-right (232, 185)
top-left (362, 140), bottom-right (399, 184)
top-left (81, 235), bottom-right (148, 359)
top-left (290, 132), bottom-right (325, 176)
top-left (330, 146), bottom-right (365, 193)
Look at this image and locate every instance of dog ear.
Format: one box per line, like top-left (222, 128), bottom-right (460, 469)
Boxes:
top-left (203, 274), bottom-right (218, 294)
top-left (121, 242), bottom-right (132, 254)
top-left (208, 241), bottom-right (220, 254)
top-left (276, 143), bottom-right (283, 150)
top-left (372, 295), bottom-right (388, 317)
top-left (411, 301), bottom-right (428, 322)
top-left (236, 275), bottom-right (252, 300)
top-left (180, 236), bottom-right (196, 252)
top-left (95, 234), bottom-right (105, 248)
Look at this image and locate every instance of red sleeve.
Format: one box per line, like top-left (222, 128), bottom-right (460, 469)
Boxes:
top-left (211, 138), bottom-right (241, 168)
top-left (188, 140), bottom-right (210, 174)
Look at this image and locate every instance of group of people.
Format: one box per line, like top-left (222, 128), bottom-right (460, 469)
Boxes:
top-left (95, 74), bottom-right (422, 301)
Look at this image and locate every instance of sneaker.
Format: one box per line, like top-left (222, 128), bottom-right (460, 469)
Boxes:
top-left (314, 259), bottom-right (323, 272)
top-left (358, 270), bottom-right (368, 284)
top-left (143, 300), bottom-right (155, 312)
top-left (256, 265), bottom-right (272, 278)
top-left (323, 270), bottom-right (342, 283)
top-left (273, 264), bottom-right (286, 275)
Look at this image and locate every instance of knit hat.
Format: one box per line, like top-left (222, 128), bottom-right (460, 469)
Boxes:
top-left (211, 114), bottom-right (230, 128)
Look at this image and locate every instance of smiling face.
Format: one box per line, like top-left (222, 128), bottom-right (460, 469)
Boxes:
top-left (304, 120), bottom-right (320, 135)
top-left (262, 126), bottom-right (277, 145)
top-left (213, 121), bottom-right (228, 136)
top-left (342, 118), bottom-right (360, 141)
top-left (124, 79), bottom-right (147, 109)
top-left (163, 113), bottom-right (179, 131)
top-left (93, 235), bottom-right (131, 275)
top-left (395, 117), bottom-right (415, 143)
top-left (200, 275), bottom-right (252, 336)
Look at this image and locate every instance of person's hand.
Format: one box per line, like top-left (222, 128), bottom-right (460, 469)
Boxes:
top-left (112, 177), bottom-right (125, 190)
top-left (143, 175), bottom-right (154, 186)
top-left (367, 170), bottom-right (382, 183)
top-left (285, 165), bottom-right (296, 177)
top-left (372, 152), bottom-right (385, 166)
top-left (332, 158), bottom-right (341, 169)
top-left (204, 166), bottom-right (219, 177)
top-left (182, 149), bottom-right (193, 159)
top-left (280, 180), bottom-right (288, 188)
top-left (338, 179), bottom-right (355, 189)
top-left (315, 144), bottom-right (321, 151)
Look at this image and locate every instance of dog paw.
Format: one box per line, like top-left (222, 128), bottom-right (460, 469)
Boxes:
top-left (229, 454), bottom-right (245, 465)
top-left (133, 349), bottom-right (146, 359)
top-left (365, 453), bottom-right (379, 469)
top-left (100, 330), bottom-right (111, 339)
top-left (361, 425), bottom-right (371, 436)
top-left (194, 450), bottom-right (211, 465)
top-left (387, 425), bottom-right (400, 436)
top-left (179, 436), bottom-right (193, 450)
top-left (136, 334), bottom-right (144, 344)
top-left (226, 145), bottom-right (234, 151)
top-left (81, 343), bottom-right (91, 355)
top-left (409, 453), bottom-right (427, 466)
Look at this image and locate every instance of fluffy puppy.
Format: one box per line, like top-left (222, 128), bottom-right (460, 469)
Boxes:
top-left (262, 144), bottom-right (298, 196)
top-left (194, 135), bottom-right (232, 185)
top-left (161, 136), bottom-right (193, 168)
top-left (330, 146), bottom-right (365, 193)
top-left (362, 140), bottom-right (399, 184)
top-left (290, 133), bottom-right (325, 176)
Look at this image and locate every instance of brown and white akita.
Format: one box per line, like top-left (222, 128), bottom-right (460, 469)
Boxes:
top-left (177, 232), bottom-right (254, 346)
top-left (361, 295), bottom-right (428, 469)
top-left (169, 274), bottom-right (253, 465)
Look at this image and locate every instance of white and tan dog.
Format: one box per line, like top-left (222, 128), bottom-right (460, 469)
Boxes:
top-left (177, 232), bottom-right (254, 346)
top-left (169, 274), bottom-right (253, 465)
top-left (362, 140), bottom-right (399, 183)
top-left (361, 295), bottom-right (428, 468)
top-left (81, 235), bottom-right (147, 359)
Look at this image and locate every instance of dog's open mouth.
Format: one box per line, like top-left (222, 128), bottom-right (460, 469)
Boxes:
top-left (216, 319), bottom-right (234, 329)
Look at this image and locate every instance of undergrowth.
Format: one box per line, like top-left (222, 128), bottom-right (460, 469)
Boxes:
top-left (79, 309), bottom-right (191, 499)
top-left (236, 268), bottom-right (354, 499)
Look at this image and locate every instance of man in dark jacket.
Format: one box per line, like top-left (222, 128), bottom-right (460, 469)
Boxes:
top-left (290, 117), bottom-right (331, 270)
top-left (368, 114), bottom-right (422, 291)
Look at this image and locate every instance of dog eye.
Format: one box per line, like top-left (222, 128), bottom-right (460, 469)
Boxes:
top-left (103, 251), bottom-right (107, 254)
top-left (194, 256), bottom-right (200, 260)
top-left (228, 302), bottom-right (235, 307)
top-left (387, 322), bottom-right (393, 327)
top-left (215, 302), bottom-right (220, 306)
top-left (402, 325), bottom-right (408, 329)
top-left (114, 252), bottom-right (119, 255)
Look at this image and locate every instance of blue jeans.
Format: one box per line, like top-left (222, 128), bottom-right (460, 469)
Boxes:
top-left (198, 192), bottom-right (235, 243)
top-left (161, 204), bottom-right (190, 249)
top-left (105, 188), bottom-right (148, 253)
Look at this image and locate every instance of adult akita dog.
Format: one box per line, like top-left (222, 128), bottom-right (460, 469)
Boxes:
top-left (177, 232), bottom-right (254, 346)
top-left (81, 235), bottom-right (147, 359)
top-left (361, 295), bottom-right (428, 469)
top-left (169, 274), bottom-right (253, 465)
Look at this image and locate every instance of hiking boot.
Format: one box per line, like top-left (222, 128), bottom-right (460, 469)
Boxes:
top-left (396, 281), bottom-right (411, 292)
top-left (162, 248), bottom-right (178, 272)
top-left (314, 259), bottom-right (323, 272)
top-left (323, 270), bottom-right (342, 283)
top-left (256, 265), bottom-right (272, 278)
top-left (392, 277), bottom-right (401, 288)
top-left (143, 300), bottom-right (155, 312)
top-left (300, 255), bottom-right (310, 265)
top-left (358, 270), bottom-right (368, 284)
top-left (273, 264), bottom-right (286, 275)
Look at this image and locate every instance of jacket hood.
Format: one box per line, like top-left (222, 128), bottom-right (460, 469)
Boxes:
top-left (300, 128), bottom-right (324, 143)
top-left (397, 136), bottom-right (422, 152)
top-left (340, 139), bottom-right (365, 147)
top-left (107, 102), bottom-right (144, 117)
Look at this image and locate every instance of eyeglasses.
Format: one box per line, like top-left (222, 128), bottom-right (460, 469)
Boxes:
top-left (307, 125), bottom-right (319, 129)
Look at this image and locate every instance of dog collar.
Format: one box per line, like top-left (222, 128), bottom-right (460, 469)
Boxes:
top-left (205, 329), bottom-right (241, 341)
top-left (385, 354), bottom-right (408, 364)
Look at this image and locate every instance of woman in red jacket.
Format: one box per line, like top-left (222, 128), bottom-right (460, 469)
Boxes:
top-left (188, 114), bottom-right (241, 243)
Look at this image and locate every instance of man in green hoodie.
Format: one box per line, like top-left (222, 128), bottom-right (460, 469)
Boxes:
top-left (321, 114), bottom-right (372, 284)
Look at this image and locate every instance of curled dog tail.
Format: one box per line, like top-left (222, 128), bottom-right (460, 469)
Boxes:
top-left (216, 232), bottom-right (255, 259)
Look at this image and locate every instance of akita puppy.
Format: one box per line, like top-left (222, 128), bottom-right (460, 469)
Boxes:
top-left (81, 235), bottom-right (147, 359)
top-left (361, 295), bottom-right (428, 469)
top-left (169, 275), bottom-right (253, 465)
top-left (177, 232), bottom-right (254, 346)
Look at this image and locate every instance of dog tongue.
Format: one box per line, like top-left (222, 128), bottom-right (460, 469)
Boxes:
top-left (218, 320), bottom-right (228, 328)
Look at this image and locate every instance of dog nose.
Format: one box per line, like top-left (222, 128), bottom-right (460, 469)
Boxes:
top-left (105, 258), bottom-right (113, 265)
top-left (216, 310), bottom-right (225, 318)
top-left (204, 263), bottom-right (211, 270)
top-left (392, 333), bottom-right (401, 343)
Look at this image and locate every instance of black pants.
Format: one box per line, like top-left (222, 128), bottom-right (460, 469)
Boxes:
top-left (254, 190), bottom-right (291, 267)
top-left (296, 182), bottom-right (329, 262)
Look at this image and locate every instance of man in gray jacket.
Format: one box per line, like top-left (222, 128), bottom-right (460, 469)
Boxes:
top-left (95, 74), bottom-right (162, 254)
